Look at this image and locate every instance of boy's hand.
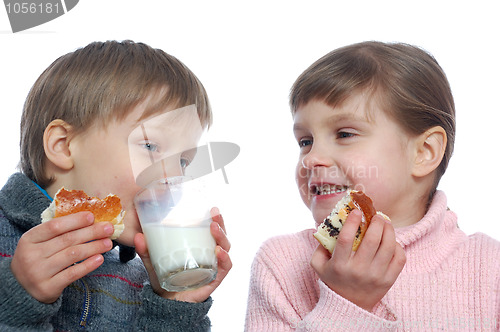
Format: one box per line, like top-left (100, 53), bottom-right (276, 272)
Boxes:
top-left (135, 207), bottom-right (232, 303)
top-left (11, 212), bottom-right (114, 303)
top-left (310, 209), bottom-right (406, 311)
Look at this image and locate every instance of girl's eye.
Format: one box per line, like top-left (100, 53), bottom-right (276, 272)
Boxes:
top-left (337, 131), bottom-right (355, 139)
top-left (298, 138), bottom-right (313, 148)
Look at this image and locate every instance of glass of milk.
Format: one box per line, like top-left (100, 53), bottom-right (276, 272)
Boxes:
top-left (134, 176), bottom-right (217, 292)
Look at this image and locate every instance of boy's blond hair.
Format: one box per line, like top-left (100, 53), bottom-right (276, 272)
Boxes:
top-left (20, 40), bottom-right (212, 187)
top-left (290, 41), bottom-right (455, 200)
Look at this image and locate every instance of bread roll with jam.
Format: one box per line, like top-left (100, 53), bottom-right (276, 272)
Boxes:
top-left (41, 187), bottom-right (125, 240)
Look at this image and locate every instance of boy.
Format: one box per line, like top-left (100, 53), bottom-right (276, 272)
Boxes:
top-left (0, 40), bottom-right (231, 331)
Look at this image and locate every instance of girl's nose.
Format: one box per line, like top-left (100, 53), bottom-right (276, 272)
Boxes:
top-left (301, 144), bottom-right (334, 170)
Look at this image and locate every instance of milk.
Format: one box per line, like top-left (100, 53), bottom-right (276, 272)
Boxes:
top-left (142, 223), bottom-right (217, 291)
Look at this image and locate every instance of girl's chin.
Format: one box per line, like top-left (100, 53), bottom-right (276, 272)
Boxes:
top-left (310, 194), bottom-right (344, 224)
top-left (311, 206), bottom-right (334, 226)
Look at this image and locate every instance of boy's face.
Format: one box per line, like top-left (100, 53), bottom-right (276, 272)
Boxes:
top-left (65, 104), bottom-right (203, 247)
top-left (293, 94), bottom-right (417, 226)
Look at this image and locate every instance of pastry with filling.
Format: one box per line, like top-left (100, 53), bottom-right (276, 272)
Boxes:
top-left (313, 190), bottom-right (388, 253)
top-left (41, 187), bottom-right (125, 240)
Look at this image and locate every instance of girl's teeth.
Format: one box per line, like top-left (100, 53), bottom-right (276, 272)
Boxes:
top-left (317, 185), bottom-right (348, 195)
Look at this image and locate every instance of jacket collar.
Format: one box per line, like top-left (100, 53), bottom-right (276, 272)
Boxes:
top-left (0, 173), bottom-right (51, 231)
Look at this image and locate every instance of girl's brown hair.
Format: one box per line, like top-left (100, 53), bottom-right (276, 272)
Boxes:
top-left (290, 41), bottom-right (455, 199)
top-left (20, 40), bottom-right (212, 187)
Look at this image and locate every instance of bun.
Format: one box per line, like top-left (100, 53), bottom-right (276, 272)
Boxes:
top-left (41, 187), bottom-right (125, 240)
top-left (313, 190), bottom-right (388, 253)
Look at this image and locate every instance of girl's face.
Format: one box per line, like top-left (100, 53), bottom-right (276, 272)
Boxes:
top-left (293, 93), bottom-right (420, 227)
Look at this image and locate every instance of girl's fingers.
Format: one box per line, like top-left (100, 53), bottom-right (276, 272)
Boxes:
top-left (371, 219), bottom-right (397, 268)
top-left (385, 242), bottom-right (406, 279)
top-left (310, 244), bottom-right (332, 275)
top-left (355, 214), bottom-right (385, 262)
top-left (332, 209), bottom-right (362, 263)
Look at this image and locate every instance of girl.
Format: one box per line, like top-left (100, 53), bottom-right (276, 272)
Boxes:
top-left (245, 41), bottom-right (499, 331)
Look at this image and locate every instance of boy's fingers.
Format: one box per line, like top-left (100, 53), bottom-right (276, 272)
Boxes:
top-left (192, 246), bottom-right (232, 300)
top-left (332, 209), bottom-right (362, 262)
top-left (48, 238), bottom-right (113, 276)
top-left (134, 233), bottom-right (163, 292)
top-left (210, 221), bottom-right (231, 252)
top-left (41, 221), bottom-right (114, 258)
top-left (214, 246), bottom-right (232, 282)
top-left (210, 207), bottom-right (226, 234)
top-left (134, 232), bottom-right (149, 259)
top-left (28, 212), bottom-right (94, 243)
top-left (51, 254), bottom-right (105, 296)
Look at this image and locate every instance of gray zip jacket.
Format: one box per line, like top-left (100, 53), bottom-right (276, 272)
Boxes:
top-left (0, 173), bottom-right (212, 331)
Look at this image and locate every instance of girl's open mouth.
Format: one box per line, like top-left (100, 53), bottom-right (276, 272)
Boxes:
top-left (310, 184), bottom-right (349, 196)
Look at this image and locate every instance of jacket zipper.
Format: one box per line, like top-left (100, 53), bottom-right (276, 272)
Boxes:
top-left (79, 278), bottom-right (91, 328)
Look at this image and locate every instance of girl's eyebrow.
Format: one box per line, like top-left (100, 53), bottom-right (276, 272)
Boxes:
top-left (326, 111), bottom-right (370, 124)
top-left (293, 112), bottom-right (369, 133)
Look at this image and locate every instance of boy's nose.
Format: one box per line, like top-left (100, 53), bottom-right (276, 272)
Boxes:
top-left (161, 159), bottom-right (185, 178)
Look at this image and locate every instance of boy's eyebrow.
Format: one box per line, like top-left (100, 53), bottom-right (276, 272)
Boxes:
top-left (293, 123), bottom-right (306, 132)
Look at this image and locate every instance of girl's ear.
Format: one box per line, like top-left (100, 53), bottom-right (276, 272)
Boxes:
top-left (43, 119), bottom-right (75, 171)
top-left (412, 126), bottom-right (447, 178)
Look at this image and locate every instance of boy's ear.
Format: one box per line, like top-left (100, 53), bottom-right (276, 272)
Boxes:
top-left (412, 126), bottom-right (447, 178)
top-left (43, 119), bottom-right (75, 171)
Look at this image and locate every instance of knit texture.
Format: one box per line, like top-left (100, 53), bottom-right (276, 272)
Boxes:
top-left (0, 173), bottom-right (213, 331)
top-left (245, 191), bottom-right (500, 331)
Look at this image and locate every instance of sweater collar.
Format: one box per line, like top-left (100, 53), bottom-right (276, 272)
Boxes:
top-left (395, 191), bottom-right (466, 272)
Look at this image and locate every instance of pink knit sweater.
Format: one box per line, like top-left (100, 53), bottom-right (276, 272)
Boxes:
top-left (245, 192), bottom-right (500, 331)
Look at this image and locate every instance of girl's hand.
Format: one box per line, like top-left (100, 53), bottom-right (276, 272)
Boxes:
top-left (310, 209), bottom-right (406, 311)
top-left (135, 207), bottom-right (232, 303)
top-left (11, 212), bottom-right (114, 303)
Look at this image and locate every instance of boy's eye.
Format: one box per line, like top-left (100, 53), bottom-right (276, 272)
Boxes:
top-left (180, 158), bottom-right (191, 168)
top-left (298, 138), bottom-right (313, 148)
top-left (142, 142), bottom-right (159, 152)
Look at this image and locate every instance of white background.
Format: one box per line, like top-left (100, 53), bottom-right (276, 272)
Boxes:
top-left (1, 1), bottom-right (499, 330)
